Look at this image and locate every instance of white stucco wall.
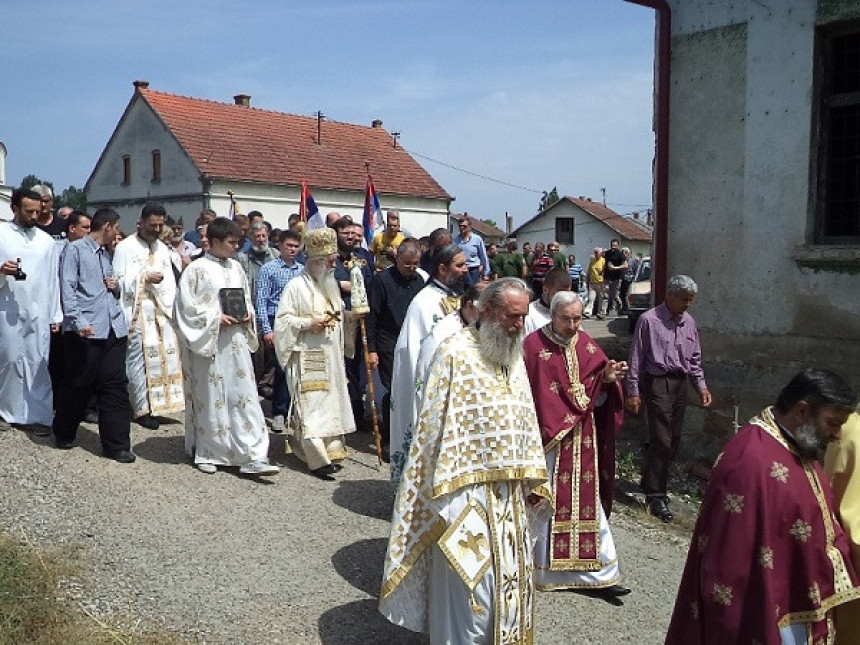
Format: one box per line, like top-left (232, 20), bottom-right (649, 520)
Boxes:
top-left (513, 201), bottom-right (651, 262)
top-left (666, 0), bottom-right (860, 347)
top-left (208, 181), bottom-right (449, 238)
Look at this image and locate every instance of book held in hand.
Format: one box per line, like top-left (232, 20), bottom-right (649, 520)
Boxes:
top-left (219, 288), bottom-right (248, 320)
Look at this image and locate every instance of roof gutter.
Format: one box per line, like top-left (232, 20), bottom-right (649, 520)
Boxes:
top-left (624, 0), bottom-right (670, 303)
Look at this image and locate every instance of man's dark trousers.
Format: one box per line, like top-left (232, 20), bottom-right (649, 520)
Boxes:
top-left (640, 373), bottom-right (688, 500)
top-left (53, 331), bottom-right (132, 454)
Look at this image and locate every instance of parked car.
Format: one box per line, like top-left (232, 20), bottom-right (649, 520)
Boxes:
top-left (626, 256), bottom-right (651, 332)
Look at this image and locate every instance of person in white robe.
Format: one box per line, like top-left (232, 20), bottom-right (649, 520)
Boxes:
top-left (113, 203), bottom-right (185, 429)
top-left (380, 278), bottom-right (552, 644)
top-left (524, 265), bottom-right (571, 335)
top-left (390, 281), bottom-right (484, 483)
top-left (388, 244), bottom-right (469, 482)
top-left (273, 227), bottom-right (358, 481)
top-left (0, 189), bottom-right (62, 429)
top-left (175, 217), bottom-right (278, 476)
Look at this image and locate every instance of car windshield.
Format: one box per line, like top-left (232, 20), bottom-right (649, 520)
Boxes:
top-left (636, 259), bottom-right (651, 282)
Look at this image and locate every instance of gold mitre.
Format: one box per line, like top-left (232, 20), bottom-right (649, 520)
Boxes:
top-left (303, 227), bottom-right (337, 257)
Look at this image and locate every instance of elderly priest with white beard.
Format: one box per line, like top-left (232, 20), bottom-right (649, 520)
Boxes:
top-left (274, 227), bottom-right (361, 481)
top-left (380, 277), bottom-right (552, 644)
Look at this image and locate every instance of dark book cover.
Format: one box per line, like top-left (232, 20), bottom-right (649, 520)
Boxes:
top-left (219, 288), bottom-right (248, 320)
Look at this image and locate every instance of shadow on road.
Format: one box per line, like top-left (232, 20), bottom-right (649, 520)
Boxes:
top-left (132, 433), bottom-right (188, 464)
top-left (331, 537), bottom-right (388, 597)
top-left (318, 598), bottom-right (428, 645)
top-left (332, 479), bottom-right (396, 521)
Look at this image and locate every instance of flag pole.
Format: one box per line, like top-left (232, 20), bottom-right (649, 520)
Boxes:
top-left (359, 317), bottom-right (382, 465)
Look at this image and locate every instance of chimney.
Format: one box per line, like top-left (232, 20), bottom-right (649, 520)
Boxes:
top-left (633, 211), bottom-right (639, 220)
top-left (133, 80), bottom-right (150, 90)
top-left (372, 119), bottom-right (383, 128)
top-left (578, 196), bottom-right (584, 200)
top-left (234, 94), bottom-right (251, 107)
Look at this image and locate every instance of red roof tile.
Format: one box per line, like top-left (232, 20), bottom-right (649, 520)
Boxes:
top-left (138, 87), bottom-right (451, 199)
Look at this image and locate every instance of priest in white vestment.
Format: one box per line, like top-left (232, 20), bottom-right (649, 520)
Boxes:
top-left (175, 217), bottom-right (279, 476)
top-left (380, 277), bottom-right (552, 645)
top-left (112, 203), bottom-right (184, 429)
top-left (388, 244), bottom-right (468, 483)
top-left (0, 189), bottom-right (62, 428)
top-left (273, 227), bottom-right (358, 481)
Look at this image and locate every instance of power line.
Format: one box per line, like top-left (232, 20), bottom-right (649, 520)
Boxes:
top-left (402, 145), bottom-right (652, 210)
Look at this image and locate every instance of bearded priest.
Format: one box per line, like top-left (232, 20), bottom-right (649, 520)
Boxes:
top-left (666, 369), bottom-right (860, 644)
top-left (523, 290), bottom-right (629, 601)
top-left (274, 227), bottom-right (359, 481)
top-left (380, 277), bottom-right (552, 644)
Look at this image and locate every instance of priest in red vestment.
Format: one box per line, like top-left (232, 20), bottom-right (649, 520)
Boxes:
top-left (666, 369), bottom-right (860, 644)
top-left (523, 290), bottom-right (629, 600)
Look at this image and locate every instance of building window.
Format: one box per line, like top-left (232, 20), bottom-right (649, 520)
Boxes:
top-left (122, 155), bottom-right (131, 185)
top-left (555, 217), bottom-right (574, 245)
top-left (151, 150), bottom-right (161, 183)
top-left (815, 26), bottom-right (860, 243)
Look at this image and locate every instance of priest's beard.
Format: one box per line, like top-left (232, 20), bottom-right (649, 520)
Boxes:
top-left (309, 263), bottom-right (342, 305)
top-left (442, 273), bottom-right (466, 295)
top-left (478, 318), bottom-right (524, 369)
top-left (794, 420), bottom-right (828, 461)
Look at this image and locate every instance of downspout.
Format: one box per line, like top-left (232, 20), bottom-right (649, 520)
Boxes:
top-left (624, 0), bottom-right (670, 304)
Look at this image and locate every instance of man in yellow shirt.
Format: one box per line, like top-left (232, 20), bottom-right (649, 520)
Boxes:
top-left (825, 411), bottom-right (860, 645)
top-left (586, 247), bottom-right (606, 319)
top-left (369, 211), bottom-right (405, 271)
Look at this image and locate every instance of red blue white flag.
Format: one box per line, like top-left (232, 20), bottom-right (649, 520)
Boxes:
top-left (363, 175), bottom-right (383, 246)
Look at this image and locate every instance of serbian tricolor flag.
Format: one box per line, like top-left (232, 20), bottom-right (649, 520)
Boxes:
top-left (363, 175), bottom-right (383, 246)
top-left (300, 180), bottom-right (325, 230)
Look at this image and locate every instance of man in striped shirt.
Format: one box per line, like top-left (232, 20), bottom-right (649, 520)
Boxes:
top-left (255, 230), bottom-right (304, 434)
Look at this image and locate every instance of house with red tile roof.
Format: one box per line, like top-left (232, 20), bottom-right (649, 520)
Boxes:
top-left (85, 81), bottom-right (452, 235)
top-left (448, 212), bottom-right (507, 245)
top-left (509, 195), bottom-right (652, 260)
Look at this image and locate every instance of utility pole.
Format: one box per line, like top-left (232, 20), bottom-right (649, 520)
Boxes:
top-left (391, 132), bottom-right (401, 148)
top-left (600, 187), bottom-right (606, 206)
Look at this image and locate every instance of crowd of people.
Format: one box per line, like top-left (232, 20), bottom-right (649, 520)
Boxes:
top-left (2, 189), bottom-right (859, 643)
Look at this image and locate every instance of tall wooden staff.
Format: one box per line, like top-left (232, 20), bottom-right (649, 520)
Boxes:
top-left (347, 259), bottom-right (382, 464)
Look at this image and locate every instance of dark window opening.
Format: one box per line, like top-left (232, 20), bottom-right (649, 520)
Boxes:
top-left (555, 217), bottom-right (574, 245)
top-left (152, 150), bottom-right (161, 183)
top-left (122, 155), bottom-right (131, 185)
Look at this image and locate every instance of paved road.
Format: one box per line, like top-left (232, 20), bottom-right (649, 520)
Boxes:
top-left (0, 420), bottom-right (688, 644)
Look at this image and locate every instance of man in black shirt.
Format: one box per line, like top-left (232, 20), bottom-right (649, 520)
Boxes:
top-left (603, 238), bottom-right (628, 316)
top-left (365, 238), bottom-right (425, 460)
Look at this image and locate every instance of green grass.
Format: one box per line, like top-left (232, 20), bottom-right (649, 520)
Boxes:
top-left (0, 534), bottom-right (186, 645)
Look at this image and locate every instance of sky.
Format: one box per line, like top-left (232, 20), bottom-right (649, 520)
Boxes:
top-left (1, 0), bottom-right (657, 228)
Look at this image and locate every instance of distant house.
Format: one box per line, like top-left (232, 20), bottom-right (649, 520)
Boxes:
top-left (509, 196), bottom-right (652, 260)
top-left (85, 81), bottom-right (453, 236)
top-left (448, 212), bottom-right (507, 246)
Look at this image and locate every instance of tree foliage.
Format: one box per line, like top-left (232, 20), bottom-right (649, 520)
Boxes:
top-left (18, 175), bottom-right (86, 211)
top-left (538, 186), bottom-right (560, 213)
top-left (481, 217), bottom-right (500, 231)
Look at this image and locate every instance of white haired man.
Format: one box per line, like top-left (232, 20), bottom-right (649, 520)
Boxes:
top-left (380, 277), bottom-right (551, 643)
top-left (524, 290), bottom-right (629, 600)
top-left (626, 275), bottom-right (712, 522)
top-left (274, 227), bottom-right (361, 480)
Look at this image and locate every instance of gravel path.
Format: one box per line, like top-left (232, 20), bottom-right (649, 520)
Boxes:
top-left (0, 419), bottom-right (689, 644)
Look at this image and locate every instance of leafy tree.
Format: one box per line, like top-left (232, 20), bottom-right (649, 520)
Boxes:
top-left (17, 175), bottom-right (86, 211)
top-left (57, 186), bottom-right (86, 211)
top-left (538, 186), bottom-right (560, 213)
top-left (481, 218), bottom-right (500, 231)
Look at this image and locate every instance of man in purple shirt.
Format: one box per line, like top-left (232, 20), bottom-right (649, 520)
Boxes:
top-left (625, 275), bottom-right (712, 522)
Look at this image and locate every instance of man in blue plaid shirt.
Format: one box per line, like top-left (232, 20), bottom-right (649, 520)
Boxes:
top-left (255, 229), bottom-right (304, 433)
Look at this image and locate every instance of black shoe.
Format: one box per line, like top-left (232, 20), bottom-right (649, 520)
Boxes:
top-left (310, 464), bottom-right (337, 481)
top-left (135, 415), bottom-right (159, 430)
top-left (106, 449), bottom-right (137, 463)
top-left (84, 411), bottom-right (99, 424)
top-left (648, 498), bottom-right (673, 523)
top-left (603, 584), bottom-right (632, 597)
top-left (54, 439), bottom-right (75, 450)
top-left (381, 445), bottom-right (391, 464)
top-left (331, 463), bottom-right (343, 473)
